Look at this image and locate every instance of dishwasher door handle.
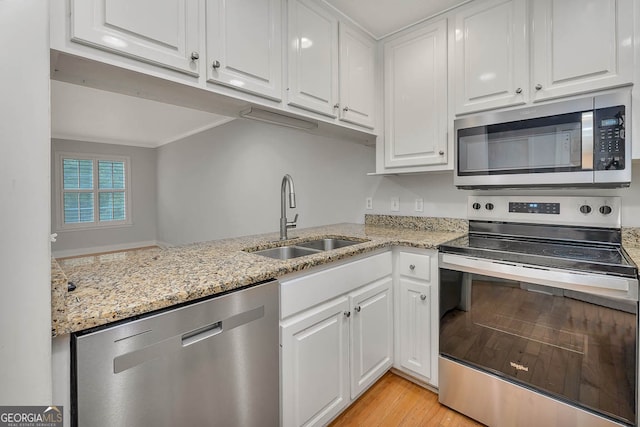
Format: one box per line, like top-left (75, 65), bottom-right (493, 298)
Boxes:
top-left (181, 321), bottom-right (222, 347)
top-left (113, 305), bottom-right (266, 374)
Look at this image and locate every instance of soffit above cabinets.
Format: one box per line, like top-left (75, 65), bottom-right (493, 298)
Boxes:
top-left (51, 80), bottom-right (234, 148)
top-left (323, 0), bottom-right (471, 39)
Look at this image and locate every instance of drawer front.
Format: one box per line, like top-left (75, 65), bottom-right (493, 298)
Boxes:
top-left (398, 252), bottom-right (431, 281)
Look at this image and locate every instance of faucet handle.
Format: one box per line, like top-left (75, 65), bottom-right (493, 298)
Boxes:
top-left (287, 213), bottom-right (299, 228)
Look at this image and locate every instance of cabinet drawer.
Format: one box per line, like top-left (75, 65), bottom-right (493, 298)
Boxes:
top-left (398, 252), bottom-right (431, 281)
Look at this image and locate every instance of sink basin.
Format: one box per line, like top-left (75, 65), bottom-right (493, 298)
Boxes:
top-left (250, 245), bottom-right (321, 260)
top-left (245, 237), bottom-right (368, 260)
top-left (296, 238), bottom-right (363, 251)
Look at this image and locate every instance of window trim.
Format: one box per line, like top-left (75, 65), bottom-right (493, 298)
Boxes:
top-left (55, 151), bottom-right (133, 232)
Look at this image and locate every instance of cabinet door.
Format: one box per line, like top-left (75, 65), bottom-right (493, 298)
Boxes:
top-left (398, 279), bottom-right (432, 381)
top-left (531, 0), bottom-right (633, 102)
top-left (384, 19), bottom-right (448, 169)
top-left (281, 297), bottom-right (350, 427)
top-left (206, 0), bottom-right (282, 100)
top-left (70, 0), bottom-right (201, 76)
top-left (338, 23), bottom-right (376, 129)
top-left (349, 278), bottom-right (393, 398)
top-left (453, 0), bottom-right (527, 114)
top-left (287, 0), bottom-right (339, 117)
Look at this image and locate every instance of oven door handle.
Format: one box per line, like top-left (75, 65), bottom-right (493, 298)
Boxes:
top-left (439, 253), bottom-right (637, 300)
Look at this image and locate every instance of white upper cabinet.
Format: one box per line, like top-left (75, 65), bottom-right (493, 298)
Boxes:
top-left (338, 24), bottom-right (376, 128)
top-left (206, 0), bottom-right (282, 100)
top-left (383, 19), bottom-right (448, 169)
top-left (453, 0), bottom-right (527, 115)
top-left (287, 0), bottom-right (340, 117)
top-left (453, 0), bottom-right (633, 114)
top-left (530, 0), bottom-right (634, 102)
top-left (287, 0), bottom-right (376, 128)
top-left (70, 0), bottom-right (201, 76)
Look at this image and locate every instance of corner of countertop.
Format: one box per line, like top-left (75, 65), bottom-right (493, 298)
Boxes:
top-left (51, 257), bottom-right (69, 337)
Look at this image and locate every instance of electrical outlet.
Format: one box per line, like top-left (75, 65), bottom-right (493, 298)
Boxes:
top-left (415, 198), bottom-right (424, 212)
top-left (366, 197), bottom-right (373, 210)
top-left (391, 197), bottom-right (400, 212)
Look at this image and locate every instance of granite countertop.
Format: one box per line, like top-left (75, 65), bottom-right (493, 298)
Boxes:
top-left (51, 218), bottom-right (468, 337)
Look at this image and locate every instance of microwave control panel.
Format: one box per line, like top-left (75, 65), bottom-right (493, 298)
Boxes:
top-left (594, 105), bottom-right (625, 171)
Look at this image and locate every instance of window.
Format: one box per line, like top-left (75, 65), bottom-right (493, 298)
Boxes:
top-left (56, 153), bottom-right (131, 230)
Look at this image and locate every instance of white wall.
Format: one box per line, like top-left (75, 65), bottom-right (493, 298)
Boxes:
top-left (0, 0), bottom-right (51, 405)
top-left (157, 119), bottom-right (380, 245)
top-left (368, 161), bottom-right (640, 226)
top-left (50, 139), bottom-right (158, 257)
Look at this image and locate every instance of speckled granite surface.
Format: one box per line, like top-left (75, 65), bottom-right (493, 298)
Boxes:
top-left (51, 222), bottom-right (465, 336)
top-left (365, 214), bottom-right (468, 233)
top-left (51, 258), bottom-right (68, 336)
top-left (623, 227), bottom-right (640, 267)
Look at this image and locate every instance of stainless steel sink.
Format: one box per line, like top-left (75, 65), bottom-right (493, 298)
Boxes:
top-left (245, 237), bottom-right (368, 260)
top-left (250, 245), bottom-right (321, 260)
top-left (296, 238), bottom-right (362, 251)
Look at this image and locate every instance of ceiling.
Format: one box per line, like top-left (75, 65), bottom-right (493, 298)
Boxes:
top-left (51, 80), bottom-right (234, 148)
top-left (51, 1), bottom-right (469, 146)
top-left (325, 0), bottom-right (470, 39)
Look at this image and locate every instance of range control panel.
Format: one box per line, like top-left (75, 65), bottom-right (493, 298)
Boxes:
top-left (594, 105), bottom-right (626, 171)
top-left (468, 196), bottom-right (621, 228)
top-left (508, 202), bottom-right (560, 215)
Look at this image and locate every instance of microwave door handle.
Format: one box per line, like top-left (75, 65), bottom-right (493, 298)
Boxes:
top-left (581, 111), bottom-right (594, 170)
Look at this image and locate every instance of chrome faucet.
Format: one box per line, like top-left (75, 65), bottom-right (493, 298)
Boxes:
top-left (280, 174), bottom-right (298, 240)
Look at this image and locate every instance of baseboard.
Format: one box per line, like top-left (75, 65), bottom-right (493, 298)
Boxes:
top-left (52, 240), bottom-right (161, 258)
top-left (390, 368), bottom-right (438, 394)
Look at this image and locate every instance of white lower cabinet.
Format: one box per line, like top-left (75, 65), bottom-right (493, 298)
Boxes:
top-left (394, 249), bottom-right (439, 387)
top-left (349, 278), bottom-right (393, 398)
top-left (281, 296), bottom-right (350, 427)
top-left (280, 252), bottom-right (393, 427)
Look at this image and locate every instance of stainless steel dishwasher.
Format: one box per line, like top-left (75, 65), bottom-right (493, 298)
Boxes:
top-left (72, 280), bottom-right (279, 427)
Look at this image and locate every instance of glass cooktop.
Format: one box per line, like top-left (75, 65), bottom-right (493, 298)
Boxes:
top-left (439, 234), bottom-right (637, 278)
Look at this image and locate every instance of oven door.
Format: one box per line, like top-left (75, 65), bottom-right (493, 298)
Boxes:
top-left (439, 254), bottom-right (638, 426)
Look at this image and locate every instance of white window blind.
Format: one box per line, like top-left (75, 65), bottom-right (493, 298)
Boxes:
top-left (56, 153), bottom-right (131, 230)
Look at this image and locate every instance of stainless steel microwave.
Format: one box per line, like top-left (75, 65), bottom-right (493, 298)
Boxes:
top-left (454, 91), bottom-right (631, 189)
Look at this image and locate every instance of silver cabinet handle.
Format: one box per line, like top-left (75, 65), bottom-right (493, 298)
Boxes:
top-left (439, 150), bottom-right (445, 155)
top-left (409, 264), bottom-right (416, 270)
top-left (333, 103), bottom-right (340, 109)
top-left (420, 294), bottom-right (427, 301)
top-left (515, 87), bottom-right (522, 94)
top-left (212, 60), bottom-right (221, 69)
top-left (535, 84), bottom-right (543, 90)
top-left (190, 51), bottom-right (199, 61)
top-left (343, 106), bottom-right (349, 112)
top-left (344, 311), bottom-right (351, 318)
top-left (354, 306), bottom-right (361, 313)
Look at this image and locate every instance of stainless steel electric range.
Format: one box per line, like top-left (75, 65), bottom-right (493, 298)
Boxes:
top-left (438, 196), bottom-right (638, 427)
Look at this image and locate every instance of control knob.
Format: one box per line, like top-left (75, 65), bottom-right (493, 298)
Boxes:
top-left (472, 202), bottom-right (481, 210)
top-left (599, 205), bottom-right (613, 215)
top-left (485, 203), bottom-right (494, 211)
top-left (579, 205), bottom-right (592, 214)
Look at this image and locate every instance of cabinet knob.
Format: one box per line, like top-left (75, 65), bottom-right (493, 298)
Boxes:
top-left (343, 106), bottom-right (349, 112)
top-left (344, 311), bottom-right (351, 318)
top-left (515, 87), bottom-right (523, 94)
top-left (409, 264), bottom-right (416, 270)
top-left (439, 150), bottom-right (445, 155)
top-left (354, 306), bottom-right (361, 313)
top-left (212, 60), bottom-right (221, 69)
top-left (333, 103), bottom-right (340, 109)
top-left (190, 51), bottom-right (200, 61)
top-left (420, 294), bottom-right (427, 301)
top-left (535, 84), bottom-right (543, 91)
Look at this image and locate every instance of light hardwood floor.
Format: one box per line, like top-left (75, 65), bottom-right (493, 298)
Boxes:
top-left (329, 372), bottom-right (485, 427)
